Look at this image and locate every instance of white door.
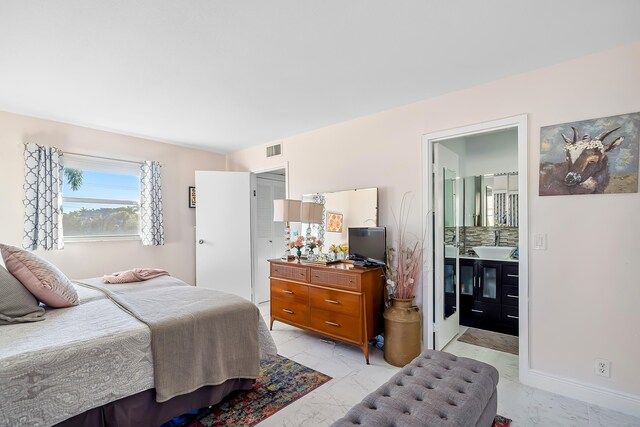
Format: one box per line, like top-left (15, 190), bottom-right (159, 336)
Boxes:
top-left (434, 144), bottom-right (461, 350)
top-left (253, 174), bottom-right (285, 304)
top-left (195, 171), bottom-right (252, 301)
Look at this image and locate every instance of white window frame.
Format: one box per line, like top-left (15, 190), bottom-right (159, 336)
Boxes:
top-left (63, 154), bottom-right (142, 243)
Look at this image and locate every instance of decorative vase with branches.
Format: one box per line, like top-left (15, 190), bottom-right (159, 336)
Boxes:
top-left (383, 192), bottom-right (425, 367)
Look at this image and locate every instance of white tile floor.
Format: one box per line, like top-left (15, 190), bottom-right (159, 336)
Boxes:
top-left (257, 303), bottom-right (640, 426)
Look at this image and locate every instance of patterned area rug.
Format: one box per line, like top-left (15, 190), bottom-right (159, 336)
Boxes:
top-left (458, 327), bottom-right (519, 355)
top-left (165, 354), bottom-right (331, 427)
top-left (493, 415), bottom-right (513, 426)
top-left (164, 353), bottom-right (512, 426)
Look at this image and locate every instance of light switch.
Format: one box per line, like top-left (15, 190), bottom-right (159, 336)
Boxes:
top-left (534, 233), bottom-right (547, 250)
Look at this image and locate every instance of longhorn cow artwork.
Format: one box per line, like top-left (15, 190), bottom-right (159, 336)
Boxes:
top-left (539, 112), bottom-right (639, 196)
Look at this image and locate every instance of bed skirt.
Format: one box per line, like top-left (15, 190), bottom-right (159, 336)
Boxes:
top-left (54, 378), bottom-right (255, 427)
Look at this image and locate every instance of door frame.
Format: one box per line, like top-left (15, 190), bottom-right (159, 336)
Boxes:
top-left (249, 162), bottom-right (289, 303)
top-left (421, 114), bottom-right (529, 383)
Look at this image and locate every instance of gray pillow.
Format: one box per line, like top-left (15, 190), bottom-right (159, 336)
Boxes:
top-left (0, 265), bottom-right (45, 325)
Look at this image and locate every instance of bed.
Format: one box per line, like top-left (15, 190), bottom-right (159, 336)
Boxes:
top-left (0, 276), bottom-right (276, 427)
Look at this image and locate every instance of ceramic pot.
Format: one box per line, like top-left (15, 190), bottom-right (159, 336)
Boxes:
top-left (383, 297), bottom-right (421, 367)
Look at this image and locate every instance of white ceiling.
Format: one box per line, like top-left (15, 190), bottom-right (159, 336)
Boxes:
top-left (1, 1), bottom-right (639, 153)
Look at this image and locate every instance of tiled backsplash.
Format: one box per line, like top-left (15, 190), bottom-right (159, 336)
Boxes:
top-left (444, 226), bottom-right (518, 255)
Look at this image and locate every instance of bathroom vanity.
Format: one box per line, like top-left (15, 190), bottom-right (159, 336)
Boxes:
top-left (459, 256), bottom-right (519, 336)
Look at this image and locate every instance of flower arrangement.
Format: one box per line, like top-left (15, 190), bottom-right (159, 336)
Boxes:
top-left (306, 236), bottom-right (322, 253)
top-left (328, 243), bottom-right (348, 260)
top-left (289, 236), bottom-right (305, 253)
top-left (385, 193), bottom-right (425, 301)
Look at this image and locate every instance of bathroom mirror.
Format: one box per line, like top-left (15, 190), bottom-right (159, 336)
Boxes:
top-left (299, 188), bottom-right (378, 250)
top-left (463, 172), bottom-right (518, 227)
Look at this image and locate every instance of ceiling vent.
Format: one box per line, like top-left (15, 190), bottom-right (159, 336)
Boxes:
top-left (266, 143), bottom-right (282, 158)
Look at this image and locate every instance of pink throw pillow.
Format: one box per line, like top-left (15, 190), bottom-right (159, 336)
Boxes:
top-left (0, 244), bottom-right (78, 308)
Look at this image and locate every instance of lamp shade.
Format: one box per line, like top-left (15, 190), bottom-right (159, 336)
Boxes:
top-left (301, 202), bottom-right (323, 224)
top-left (273, 199), bottom-right (301, 222)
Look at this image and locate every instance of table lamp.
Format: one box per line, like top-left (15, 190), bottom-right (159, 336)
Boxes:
top-left (273, 199), bottom-right (301, 260)
top-left (301, 202), bottom-right (323, 241)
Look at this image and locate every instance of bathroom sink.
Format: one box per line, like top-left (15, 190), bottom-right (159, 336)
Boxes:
top-left (472, 246), bottom-right (516, 260)
top-left (445, 245), bottom-right (458, 258)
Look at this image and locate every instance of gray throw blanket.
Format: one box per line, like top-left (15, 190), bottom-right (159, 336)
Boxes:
top-left (75, 276), bottom-right (260, 402)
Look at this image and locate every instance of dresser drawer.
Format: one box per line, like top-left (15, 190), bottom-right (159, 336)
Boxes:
top-left (310, 308), bottom-right (361, 343)
top-left (271, 263), bottom-right (308, 282)
top-left (309, 287), bottom-right (360, 317)
top-left (271, 279), bottom-right (309, 305)
top-left (310, 269), bottom-right (360, 290)
top-left (502, 264), bottom-right (519, 285)
top-left (502, 305), bottom-right (519, 326)
top-left (271, 298), bottom-right (309, 327)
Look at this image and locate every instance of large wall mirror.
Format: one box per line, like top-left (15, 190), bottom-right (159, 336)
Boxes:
top-left (298, 188), bottom-right (378, 249)
top-left (463, 172), bottom-right (518, 227)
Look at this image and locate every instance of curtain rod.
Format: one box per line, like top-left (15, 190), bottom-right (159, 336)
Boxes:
top-left (21, 144), bottom-right (162, 167)
top-left (64, 151), bottom-right (144, 166)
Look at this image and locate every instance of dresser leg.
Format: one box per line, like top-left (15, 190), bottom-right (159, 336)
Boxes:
top-left (270, 317), bottom-right (274, 331)
top-left (364, 345), bottom-right (370, 365)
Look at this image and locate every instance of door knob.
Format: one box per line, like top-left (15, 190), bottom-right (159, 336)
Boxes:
top-left (198, 239), bottom-right (204, 244)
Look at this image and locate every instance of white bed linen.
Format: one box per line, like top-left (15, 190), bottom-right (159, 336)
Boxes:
top-left (0, 278), bottom-right (277, 427)
top-left (0, 284), bottom-right (154, 427)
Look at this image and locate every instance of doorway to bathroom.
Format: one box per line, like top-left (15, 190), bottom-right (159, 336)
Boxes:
top-left (422, 115), bottom-right (529, 383)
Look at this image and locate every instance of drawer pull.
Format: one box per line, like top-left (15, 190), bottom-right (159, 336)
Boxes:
top-left (507, 274), bottom-right (519, 278)
top-left (324, 320), bottom-right (340, 327)
top-left (324, 299), bottom-right (340, 305)
top-left (298, 273), bottom-right (305, 276)
top-left (507, 294), bottom-right (518, 299)
top-left (282, 309), bottom-right (294, 314)
top-left (471, 309), bottom-right (484, 313)
top-left (282, 290), bottom-right (294, 294)
top-left (313, 275), bottom-right (320, 278)
top-left (507, 315), bottom-right (519, 319)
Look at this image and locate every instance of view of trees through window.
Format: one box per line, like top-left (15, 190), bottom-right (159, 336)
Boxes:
top-left (62, 166), bottom-right (141, 238)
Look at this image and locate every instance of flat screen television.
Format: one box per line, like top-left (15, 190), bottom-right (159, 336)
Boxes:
top-left (348, 227), bottom-right (386, 265)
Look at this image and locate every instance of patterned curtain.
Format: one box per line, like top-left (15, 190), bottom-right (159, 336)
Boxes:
top-left (23, 143), bottom-right (65, 250)
top-left (140, 161), bottom-right (164, 246)
top-left (494, 192), bottom-right (507, 226)
top-left (508, 194), bottom-right (519, 227)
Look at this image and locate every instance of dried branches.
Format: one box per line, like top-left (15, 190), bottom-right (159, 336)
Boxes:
top-left (385, 192), bottom-right (425, 301)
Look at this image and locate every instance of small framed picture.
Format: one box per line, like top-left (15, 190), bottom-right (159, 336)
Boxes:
top-left (189, 186), bottom-right (196, 208)
top-left (327, 212), bottom-right (343, 232)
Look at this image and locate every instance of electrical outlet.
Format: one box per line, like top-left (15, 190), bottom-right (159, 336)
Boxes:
top-left (595, 359), bottom-right (611, 377)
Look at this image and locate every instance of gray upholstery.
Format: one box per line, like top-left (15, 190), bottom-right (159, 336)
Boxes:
top-left (331, 350), bottom-right (499, 427)
top-left (0, 265), bottom-right (44, 325)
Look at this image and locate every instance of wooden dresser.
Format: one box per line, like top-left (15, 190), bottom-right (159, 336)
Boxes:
top-left (269, 259), bottom-right (384, 363)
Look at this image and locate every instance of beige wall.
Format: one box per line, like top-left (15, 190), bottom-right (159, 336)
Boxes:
top-left (0, 111), bottom-right (225, 284)
top-left (228, 43), bottom-right (640, 397)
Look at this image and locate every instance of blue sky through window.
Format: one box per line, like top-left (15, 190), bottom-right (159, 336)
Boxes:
top-left (63, 169), bottom-right (140, 212)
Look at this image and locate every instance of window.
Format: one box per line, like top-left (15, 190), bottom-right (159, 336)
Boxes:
top-left (62, 155), bottom-right (141, 241)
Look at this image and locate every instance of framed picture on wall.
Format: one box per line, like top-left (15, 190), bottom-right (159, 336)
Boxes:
top-left (189, 186), bottom-right (196, 208)
top-left (327, 212), bottom-right (343, 232)
top-left (539, 112), bottom-right (639, 196)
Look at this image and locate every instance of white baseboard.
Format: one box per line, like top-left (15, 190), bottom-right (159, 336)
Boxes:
top-left (522, 369), bottom-right (640, 417)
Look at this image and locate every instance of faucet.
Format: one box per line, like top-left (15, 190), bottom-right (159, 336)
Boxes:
top-left (494, 229), bottom-right (501, 246)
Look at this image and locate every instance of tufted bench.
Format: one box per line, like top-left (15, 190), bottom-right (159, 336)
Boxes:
top-left (331, 350), bottom-right (499, 427)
